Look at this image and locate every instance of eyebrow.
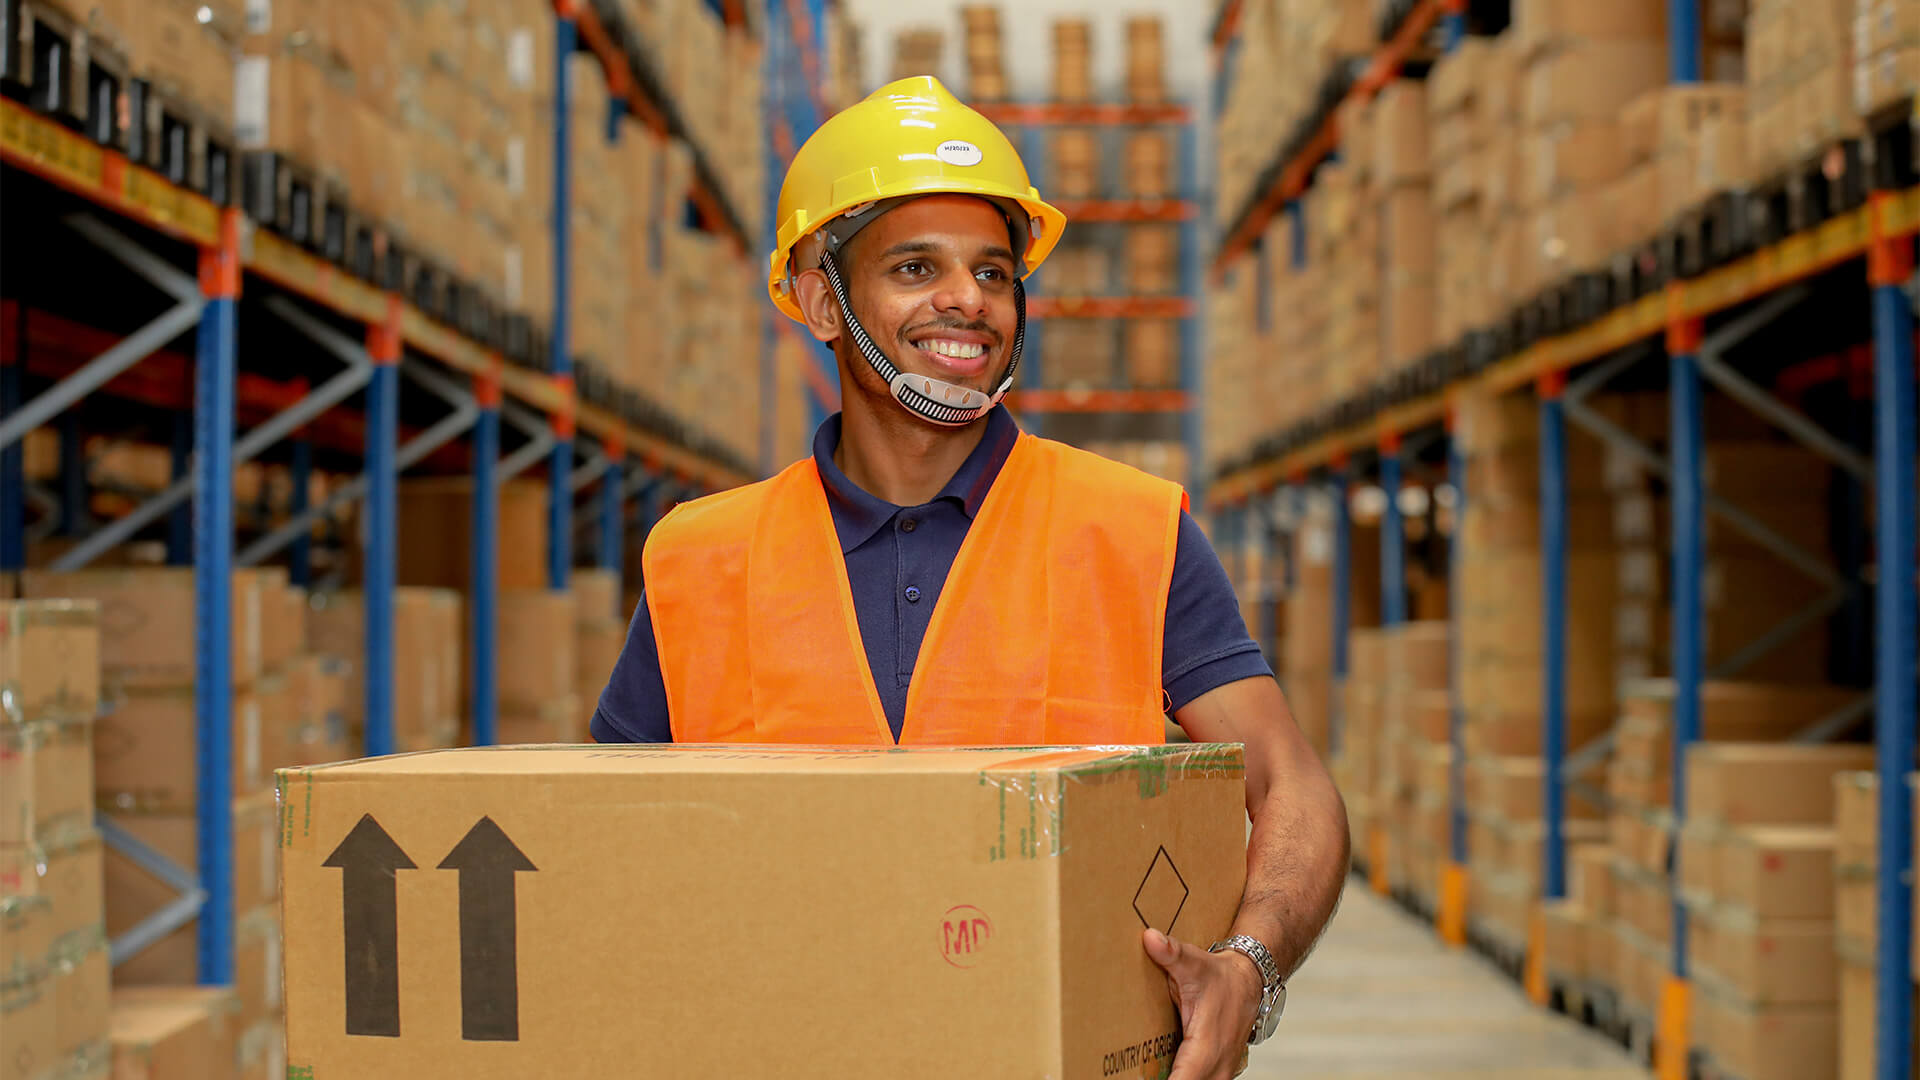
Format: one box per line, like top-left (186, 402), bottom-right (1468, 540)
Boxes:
top-left (878, 241), bottom-right (1018, 263)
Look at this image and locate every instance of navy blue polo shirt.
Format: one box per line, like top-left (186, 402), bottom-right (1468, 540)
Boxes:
top-left (590, 406), bottom-right (1271, 743)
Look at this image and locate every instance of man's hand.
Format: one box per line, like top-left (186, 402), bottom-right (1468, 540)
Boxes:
top-left (1142, 928), bottom-right (1259, 1080)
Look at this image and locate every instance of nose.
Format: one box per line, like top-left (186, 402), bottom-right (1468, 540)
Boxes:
top-left (930, 264), bottom-right (988, 319)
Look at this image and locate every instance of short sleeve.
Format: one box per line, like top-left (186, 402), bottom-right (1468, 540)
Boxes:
top-left (1161, 510), bottom-right (1273, 712)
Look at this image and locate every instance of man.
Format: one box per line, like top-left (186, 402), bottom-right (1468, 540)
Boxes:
top-left (593, 76), bottom-right (1348, 1080)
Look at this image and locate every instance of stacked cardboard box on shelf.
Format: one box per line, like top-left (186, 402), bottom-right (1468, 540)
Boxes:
top-left (0, 600), bottom-right (111, 1080)
top-left (1451, 389), bottom-right (1620, 948)
top-left (108, 986), bottom-right (245, 1080)
top-left (889, 27), bottom-right (943, 82)
top-left (959, 6), bottom-right (1006, 101)
top-left (1378, 622), bottom-right (1451, 902)
top-left (1831, 772), bottom-right (1920, 1078)
top-left (1600, 681), bottom-right (1866, 1024)
top-left (1052, 18), bottom-right (1093, 102)
top-left (1310, 163), bottom-right (1380, 401)
top-left (1281, 490), bottom-right (1338, 762)
top-left (1428, 32), bottom-right (1526, 340)
top-left (1125, 16), bottom-right (1166, 105)
top-left (1611, 84), bottom-right (1750, 253)
top-left (1747, 0), bottom-right (1860, 177)
top-left (1515, 0), bottom-right (1670, 292)
top-left (306, 586), bottom-right (463, 753)
top-left (1202, 259), bottom-right (1260, 471)
top-left (1679, 741), bottom-right (1877, 1080)
top-left (1855, 0), bottom-right (1920, 116)
top-left (573, 568), bottom-right (627, 738)
top-left (1371, 79), bottom-right (1436, 374)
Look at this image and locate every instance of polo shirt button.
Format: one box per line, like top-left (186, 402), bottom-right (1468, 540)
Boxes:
top-left (905, 586), bottom-right (922, 603)
top-left (900, 518), bottom-right (917, 533)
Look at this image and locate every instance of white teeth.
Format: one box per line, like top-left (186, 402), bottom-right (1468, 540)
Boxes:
top-left (920, 339), bottom-right (986, 360)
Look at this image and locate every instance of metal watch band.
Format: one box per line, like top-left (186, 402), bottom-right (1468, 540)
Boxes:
top-left (1209, 934), bottom-right (1286, 1045)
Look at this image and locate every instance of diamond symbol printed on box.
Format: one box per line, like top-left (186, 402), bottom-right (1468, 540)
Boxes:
top-left (1132, 845), bottom-right (1189, 935)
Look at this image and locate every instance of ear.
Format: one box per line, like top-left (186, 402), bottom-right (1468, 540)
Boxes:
top-left (792, 269), bottom-right (842, 345)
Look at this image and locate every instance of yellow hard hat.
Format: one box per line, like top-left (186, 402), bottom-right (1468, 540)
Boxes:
top-left (767, 75), bottom-right (1068, 323)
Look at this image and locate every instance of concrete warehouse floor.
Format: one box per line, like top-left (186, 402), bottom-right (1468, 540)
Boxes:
top-left (1240, 885), bottom-right (1649, 1080)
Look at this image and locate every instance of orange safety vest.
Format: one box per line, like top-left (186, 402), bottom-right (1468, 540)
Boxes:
top-left (642, 433), bottom-right (1189, 746)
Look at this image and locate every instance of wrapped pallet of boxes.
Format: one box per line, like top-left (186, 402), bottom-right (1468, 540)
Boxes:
top-left (1371, 79), bottom-right (1436, 375)
top-left (491, 589), bottom-right (579, 744)
top-left (306, 587), bottom-right (464, 753)
top-left (960, 6), bottom-right (1006, 101)
top-left (277, 745), bottom-right (1249, 1075)
top-left (1680, 741), bottom-right (1876, 1080)
top-left (1380, 621), bottom-right (1449, 902)
top-left (1829, 772), bottom-right (1920, 1079)
top-left (0, 600), bottom-right (111, 1079)
top-left (1282, 492), bottom-right (1338, 761)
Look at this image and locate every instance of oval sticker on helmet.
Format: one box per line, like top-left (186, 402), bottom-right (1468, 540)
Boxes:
top-left (936, 140), bottom-right (983, 167)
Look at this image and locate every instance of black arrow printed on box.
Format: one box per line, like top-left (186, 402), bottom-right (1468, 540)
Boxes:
top-left (439, 816), bottom-right (538, 1042)
top-left (323, 814), bottom-right (415, 1038)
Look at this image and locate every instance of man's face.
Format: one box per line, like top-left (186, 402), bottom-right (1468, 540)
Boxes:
top-left (834, 195), bottom-right (1021, 396)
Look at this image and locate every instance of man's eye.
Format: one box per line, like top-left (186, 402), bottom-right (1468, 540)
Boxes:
top-left (976, 267), bottom-right (1008, 282)
top-left (896, 261), bottom-right (930, 276)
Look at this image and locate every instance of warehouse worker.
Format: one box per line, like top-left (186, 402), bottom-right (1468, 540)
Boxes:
top-left (592, 77), bottom-right (1348, 1078)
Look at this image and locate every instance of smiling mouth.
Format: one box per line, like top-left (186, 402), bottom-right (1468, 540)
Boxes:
top-left (915, 338), bottom-right (990, 362)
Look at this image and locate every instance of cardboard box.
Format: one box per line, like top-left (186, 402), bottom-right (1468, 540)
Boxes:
top-left (19, 569), bottom-right (263, 689)
top-left (1702, 915), bottom-right (1837, 1005)
top-left (0, 599), bottom-right (100, 720)
top-left (94, 685), bottom-right (268, 813)
top-left (1526, 39), bottom-right (1672, 128)
top-left (111, 983), bottom-right (243, 1076)
top-left (1839, 956), bottom-right (1920, 1080)
top-left (105, 792), bottom-right (280, 956)
top-left (1686, 744), bottom-right (1878, 828)
top-left (114, 903), bottom-right (280, 1026)
top-left (1372, 80), bottom-right (1430, 186)
top-left (1527, 120), bottom-right (1632, 207)
top-left (0, 976), bottom-right (55, 1080)
top-left (1857, 45), bottom-right (1920, 114)
top-left (279, 745), bottom-right (1247, 1076)
top-left (109, 986), bottom-right (243, 1080)
top-left (41, 825), bottom-right (104, 943)
top-left (52, 938), bottom-right (111, 1058)
top-left (496, 590), bottom-right (575, 711)
top-left (1514, 0), bottom-right (1667, 59)
top-left (1715, 826), bottom-right (1835, 920)
top-left (1698, 987), bottom-right (1838, 1080)
top-left (397, 478), bottom-right (552, 596)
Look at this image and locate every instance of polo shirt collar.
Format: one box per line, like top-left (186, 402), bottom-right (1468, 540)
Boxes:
top-left (812, 404), bottom-right (1022, 554)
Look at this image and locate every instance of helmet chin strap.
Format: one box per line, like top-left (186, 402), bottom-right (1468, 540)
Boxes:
top-left (817, 251), bottom-right (1025, 428)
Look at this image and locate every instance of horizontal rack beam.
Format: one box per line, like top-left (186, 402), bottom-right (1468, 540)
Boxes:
top-left (1028, 296), bottom-right (1197, 319)
top-left (0, 97), bottom-right (754, 491)
top-left (1207, 184), bottom-right (1920, 506)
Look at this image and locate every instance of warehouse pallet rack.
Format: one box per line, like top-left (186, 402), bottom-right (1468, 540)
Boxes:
top-left (975, 100), bottom-right (1207, 498)
top-left (0, 0), bottom-right (788, 994)
top-left (1208, 3), bottom-right (1918, 1080)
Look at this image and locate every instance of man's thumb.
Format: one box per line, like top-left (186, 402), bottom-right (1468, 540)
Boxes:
top-left (1144, 928), bottom-right (1183, 969)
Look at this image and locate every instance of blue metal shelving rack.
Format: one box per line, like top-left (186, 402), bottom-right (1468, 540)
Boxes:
top-left (0, 0), bottom-right (774, 992)
top-left (1207, 2), bottom-right (1919, 1077)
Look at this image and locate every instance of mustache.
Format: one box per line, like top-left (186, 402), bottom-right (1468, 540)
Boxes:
top-left (897, 320), bottom-right (1003, 348)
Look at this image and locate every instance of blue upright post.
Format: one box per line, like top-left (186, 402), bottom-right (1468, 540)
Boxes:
top-left (0, 354), bottom-right (21, 572)
top-left (471, 370), bottom-right (500, 747)
top-left (550, 13), bottom-right (575, 593)
top-left (1869, 199), bottom-right (1916, 1080)
top-left (1657, 320), bottom-right (1706, 1080)
top-left (1178, 116), bottom-right (1205, 500)
top-left (1379, 441), bottom-right (1405, 627)
top-left (1539, 379), bottom-right (1568, 903)
top-left (1330, 466), bottom-right (1350, 759)
top-left (1439, 423), bottom-right (1468, 945)
top-left (599, 445), bottom-right (623, 609)
top-left (193, 216), bottom-right (239, 986)
top-left (164, 412), bottom-right (191, 565)
top-left (58, 413), bottom-right (84, 536)
top-left (1667, 0), bottom-right (1702, 83)
top-left (288, 437), bottom-right (312, 587)
top-left (363, 299), bottom-right (400, 759)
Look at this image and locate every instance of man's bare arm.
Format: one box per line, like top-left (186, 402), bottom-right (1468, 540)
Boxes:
top-left (1173, 674), bottom-right (1349, 978)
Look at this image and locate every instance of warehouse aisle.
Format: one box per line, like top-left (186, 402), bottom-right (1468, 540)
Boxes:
top-left (1241, 883), bottom-right (1648, 1080)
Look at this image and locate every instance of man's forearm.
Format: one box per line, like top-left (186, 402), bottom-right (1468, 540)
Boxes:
top-left (1229, 758), bottom-right (1350, 978)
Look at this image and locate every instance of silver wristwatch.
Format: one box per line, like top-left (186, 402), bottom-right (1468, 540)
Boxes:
top-left (1209, 934), bottom-right (1286, 1044)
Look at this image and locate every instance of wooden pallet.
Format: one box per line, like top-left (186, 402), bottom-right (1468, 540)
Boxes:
top-left (127, 75), bottom-right (236, 205)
